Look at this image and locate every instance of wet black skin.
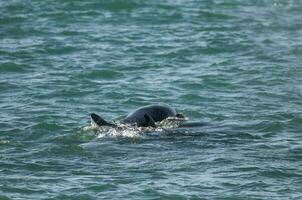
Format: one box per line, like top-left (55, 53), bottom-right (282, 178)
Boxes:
top-left (123, 105), bottom-right (179, 127)
top-left (91, 105), bottom-right (184, 128)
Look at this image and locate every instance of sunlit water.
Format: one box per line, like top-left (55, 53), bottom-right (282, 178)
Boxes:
top-left (1, 0), bottom-right (302, 199)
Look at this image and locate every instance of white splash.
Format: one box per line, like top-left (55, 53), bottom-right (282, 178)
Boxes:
top-left (81, 117), bottom-right (188, 138)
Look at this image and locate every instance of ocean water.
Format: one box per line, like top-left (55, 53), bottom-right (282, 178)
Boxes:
top-left (1, 0), bottom-right (302, 199)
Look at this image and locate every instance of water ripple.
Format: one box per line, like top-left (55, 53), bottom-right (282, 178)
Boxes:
top-left (1, 0), bottom-right (302, 199)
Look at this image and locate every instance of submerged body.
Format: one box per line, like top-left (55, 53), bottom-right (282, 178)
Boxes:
top-left (91, 105), bottom-right (184, 128)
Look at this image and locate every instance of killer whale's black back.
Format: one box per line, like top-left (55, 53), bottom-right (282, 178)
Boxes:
top-left (123, 105), bottom-right (177, 124)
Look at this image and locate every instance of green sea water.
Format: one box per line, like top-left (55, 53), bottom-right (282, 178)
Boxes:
top-left (1, 0), bottom-right (302, 199)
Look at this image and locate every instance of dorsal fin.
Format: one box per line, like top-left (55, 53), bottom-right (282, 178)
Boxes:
top-left (90, 113), bottom-right (116, 127)
top-left (176, 113), bottom-right (185, 118)
top-left (143, 113), bottom-right (156, 128)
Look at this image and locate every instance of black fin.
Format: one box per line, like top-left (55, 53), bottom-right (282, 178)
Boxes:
top-left (90, 113), bottom-right (116, 127)
top-left (143, 113), bottom-right (156, 128)
top-left (176, 113), bottom-right (185, 118)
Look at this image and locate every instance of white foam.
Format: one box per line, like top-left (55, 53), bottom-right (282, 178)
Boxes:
top-left (81, 117), bottom-right (188, 138)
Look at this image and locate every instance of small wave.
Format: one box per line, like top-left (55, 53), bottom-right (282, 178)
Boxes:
top-left (0, 62), bottom-right (26, 73)
top-left (0, 140), bottom-right (10, 145)
top-left (82, 69), bottom-right (123, 80)
top-left (259, 168), bottom-right (302, 178)
top-left (42, 45), bottom-right (80, 55)
top-left (198, 10), bottom-right (236, 20)
top-left (85, 1), bottom-right (144, 11)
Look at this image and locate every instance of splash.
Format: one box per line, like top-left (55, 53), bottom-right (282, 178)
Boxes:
top-left (81, 117), bottom-right (188, 138)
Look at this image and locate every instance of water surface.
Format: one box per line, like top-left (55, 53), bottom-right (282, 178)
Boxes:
top-left (1, 0), bottom-right (302, 199)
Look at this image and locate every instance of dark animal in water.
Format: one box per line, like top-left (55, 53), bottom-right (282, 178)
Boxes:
top-left (91, 105), bottom-right (185, 128)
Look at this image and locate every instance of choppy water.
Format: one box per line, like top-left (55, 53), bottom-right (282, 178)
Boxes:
top-left (1, 0), bottom-right (302, 199)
